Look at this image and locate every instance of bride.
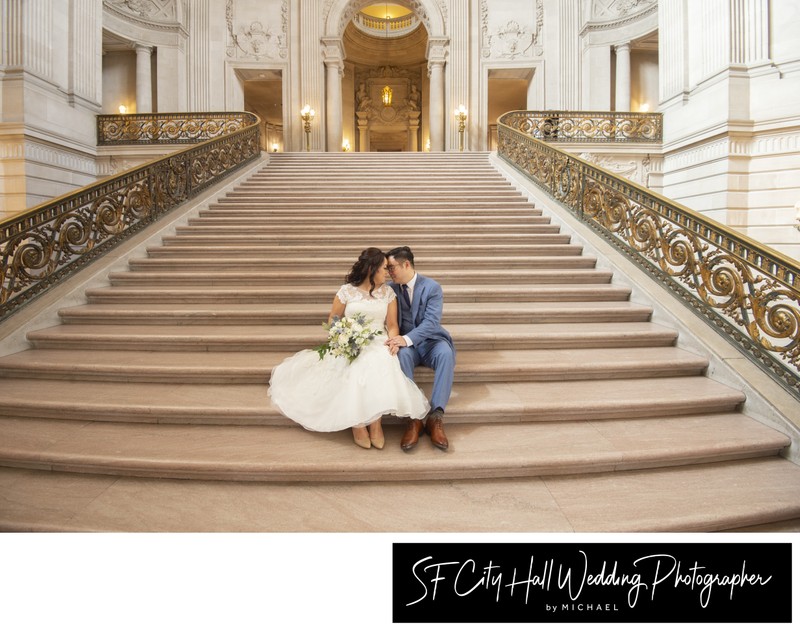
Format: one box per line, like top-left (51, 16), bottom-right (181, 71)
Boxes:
top-left (268, 247), bottom-right (430, 449)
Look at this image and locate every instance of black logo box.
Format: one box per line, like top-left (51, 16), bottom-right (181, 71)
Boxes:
top-left (393, 542), bottom-right (792, 623)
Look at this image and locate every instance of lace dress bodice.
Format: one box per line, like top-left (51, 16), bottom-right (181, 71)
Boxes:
top-left (336, 283), bottom-right (395, 333)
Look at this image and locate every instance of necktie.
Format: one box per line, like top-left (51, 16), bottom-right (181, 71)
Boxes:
top-left (401, 284), bottom-right (411, 306)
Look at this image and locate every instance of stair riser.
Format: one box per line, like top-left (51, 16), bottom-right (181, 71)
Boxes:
top-left (28, 335), bottom-right (675, 353)
top-left (107, 273), bottom-right (613, 286)
top-left (176, 223), bottom-right (559, 237)
top-left (0, 397), bottom-right (743, 427)
top-left (146, 246), bottom-right (585, 257)
top-left (189, 218), bottom-right (547, 226)
top-left (57, 309), bottom-right (654, 326)
top-left (127, 258), bottom-right (597, 271)
top-left (0, 362), bottom-right (706, 385)
top-left (84, 288), bottom-right (632, 303)
top-left (160, 235), bottom-right (574, 245)
top-left (3, 447), bottom-right (781, 484)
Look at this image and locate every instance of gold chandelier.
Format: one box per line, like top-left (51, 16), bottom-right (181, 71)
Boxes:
top-left (381, 85), bottom-right (393, 106)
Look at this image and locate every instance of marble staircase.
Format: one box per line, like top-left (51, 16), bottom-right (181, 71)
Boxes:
top-left (1, 152), bottom-right (799, 532)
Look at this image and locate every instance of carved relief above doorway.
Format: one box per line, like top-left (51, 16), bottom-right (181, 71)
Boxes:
top-left (354, 65), bottom-right (422, 152)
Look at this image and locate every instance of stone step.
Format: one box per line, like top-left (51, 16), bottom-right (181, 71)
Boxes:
top-left (207, 200), bottom-right (534, 210)
top-left (225, 189), bottom-right (525, 198)
top-left (4, 457), bottom-right (798, 532)
top-left (188, 216), bottom-right (547, 226)
top-left (106, 269), bottom-right (613, 287)
top-left (174, 225), bottom-right (562, 236)
top-left (198, 209), bottom-right (538, 219)
top-left (57, 301), bottom-right (654, 326)
top-left (127, 256), bottom-right (598, 271)
top-left (27, 322), bottom-right (673, 351)
top-left (0, 347), bottom-right (707, 384)
top-left (0, 413), bottom-right (786, 484)
top-left (83, 284), bottom-right (632, 304)
top-left (0, 376), bottom-right (746, 425)
top-left (160, 233), bottom-right (574, 245)
top-left (185, 219), bottom-right (550, 230)
top-left (146, 244), bottom-right (585, 258)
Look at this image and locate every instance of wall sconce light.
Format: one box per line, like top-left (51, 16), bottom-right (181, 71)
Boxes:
top-left (342, 139), bottom-right (351, 152)
top-left (272, 143), bottom-right (279, 153)
top-left (639, 103), bottom-right (650, 113)
top-left (300, 104), bottom-right (315, 152)
top-left (454, 104), bottom-right (468, 152)
top-left (118, 105), bottom-right (128, 114)
top-left (425, 138), bottom-right (430, 152)
top-left (381, 85), bottom-right (393, 107)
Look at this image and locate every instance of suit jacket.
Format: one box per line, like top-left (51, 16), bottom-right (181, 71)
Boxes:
top-left (390, 275), bottom-right (454, 352)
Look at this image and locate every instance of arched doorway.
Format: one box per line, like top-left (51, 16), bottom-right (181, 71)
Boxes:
top-left (324, 0), bottom-right (448, 152)
top-left (343, 5), bottom-right (428, 151)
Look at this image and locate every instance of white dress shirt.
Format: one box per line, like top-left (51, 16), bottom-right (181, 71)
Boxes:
top-left (401, 273), bottom-right (418, 347)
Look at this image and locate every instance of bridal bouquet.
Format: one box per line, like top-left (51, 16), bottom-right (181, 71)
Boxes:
top-left (314, 313), bottom-right (382, 363)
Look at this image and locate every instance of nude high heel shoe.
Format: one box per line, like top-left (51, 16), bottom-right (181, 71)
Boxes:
top-left (352, 426), bottom-right (371, 449)
top-left (368, 420), bottom-right (385, 450)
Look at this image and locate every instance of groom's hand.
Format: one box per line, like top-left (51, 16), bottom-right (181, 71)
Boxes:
top-left (385, 336), bottom-right (408, 352)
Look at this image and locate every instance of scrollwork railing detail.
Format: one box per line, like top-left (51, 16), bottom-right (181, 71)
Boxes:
top-left (97, 112), bottom-right (258, 145)
top-left (498, 111), bottom-right (799, 396)
top-left (1, 114), bottom-right (261, 321)
top-left (502, 110), bottom-right (662, 143)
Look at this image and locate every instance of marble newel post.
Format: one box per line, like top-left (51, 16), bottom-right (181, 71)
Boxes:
top-left (135, 44), bottom-right (153, 113)
top-left (615, 42), bottom-right (631, 112)
top-left (428, 61), bottom-right (445, 151)
top-left (322, 38), bottom-right (345, 152)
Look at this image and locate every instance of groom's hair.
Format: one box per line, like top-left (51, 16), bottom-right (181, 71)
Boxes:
top-left (387, 246), bottom-right (415, 267)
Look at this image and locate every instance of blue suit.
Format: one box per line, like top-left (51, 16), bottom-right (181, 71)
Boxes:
top-left (390, 275), bottom-right (456, 412)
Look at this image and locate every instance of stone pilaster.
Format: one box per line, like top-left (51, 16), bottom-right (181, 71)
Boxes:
top-left (299, 0), bottom-right (324, 151)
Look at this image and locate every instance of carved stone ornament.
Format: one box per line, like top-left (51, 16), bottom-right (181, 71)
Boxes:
top-left (226, 0), bottom-right (288, 60)
top-left (355, 66), bottom-right (421, 125)
top-left (591, 0), bottom-right (657, 20)
top-left (481, 0), bottom-right (543, 59)
top-left (107, 0), bottom-right (176, 21)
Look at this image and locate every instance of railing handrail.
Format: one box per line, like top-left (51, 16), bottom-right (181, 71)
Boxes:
top-left (1, 112), bottom-right (261, 321)
top-left (497, 110), bottom-right (799, 397)
top-left (502, 109), bottom-right (663, 143)
top-left (97, 111), bottom-right (258, 145)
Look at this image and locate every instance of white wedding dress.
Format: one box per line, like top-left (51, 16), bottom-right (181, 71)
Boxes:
top-left (268, 283), bottom-right (430, 432)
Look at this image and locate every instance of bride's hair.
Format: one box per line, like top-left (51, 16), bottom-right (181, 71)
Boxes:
top-left (345, 247), bottom-right (387, 296)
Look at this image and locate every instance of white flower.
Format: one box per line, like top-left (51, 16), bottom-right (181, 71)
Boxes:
top-left (314, 313), bottom-right (382, 363)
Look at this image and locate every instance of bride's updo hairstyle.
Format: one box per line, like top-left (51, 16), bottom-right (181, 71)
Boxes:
top-left (346, 247), bottom-right (387, 296)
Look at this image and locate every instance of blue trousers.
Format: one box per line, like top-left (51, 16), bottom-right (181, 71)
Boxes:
top-left (397, 339), bottom-right (455, 413)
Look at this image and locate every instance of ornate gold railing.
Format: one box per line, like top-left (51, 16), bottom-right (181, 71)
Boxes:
top-left (501, 110), bottom-right (662, 143)
top-left (1, 113), bottom-right (261, 321)
top-left (97, 112), bottom-right (258, 145)
top-left (498, 111), bottom-right (799, 397)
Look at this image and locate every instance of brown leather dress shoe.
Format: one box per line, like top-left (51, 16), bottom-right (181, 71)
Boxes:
top-left (425, 413), bottom-right (449, 451)
top-left (400, 418), bottom-right (425, 451)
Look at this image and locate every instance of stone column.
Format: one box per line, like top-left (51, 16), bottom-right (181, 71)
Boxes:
top-left (615, 42), bottom-right (631, 112)
top-left (428, 61), bottom-right (445, 151)
top-left (135, 44), bottom-right (153, 113)
top-left (325, 60), bottom-right (343, 152)
top-left (322, 38), bottom-right (346, 152)
top-left (426, 37), bottom-right (448, 152)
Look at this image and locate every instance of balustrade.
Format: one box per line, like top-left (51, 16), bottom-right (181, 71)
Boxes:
top-left (1, 113), bottom-right (261, 320)
top-left (497, 111), bottom-right (799, 397)
top-left (501, 110), bottom-right (662, 143)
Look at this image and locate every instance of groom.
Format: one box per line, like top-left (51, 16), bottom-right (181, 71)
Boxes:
top-left (385, 246), bottom-right (455, 451)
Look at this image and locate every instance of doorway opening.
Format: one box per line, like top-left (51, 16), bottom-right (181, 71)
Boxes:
top-left (487, 68), bottom-right (534, 150)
